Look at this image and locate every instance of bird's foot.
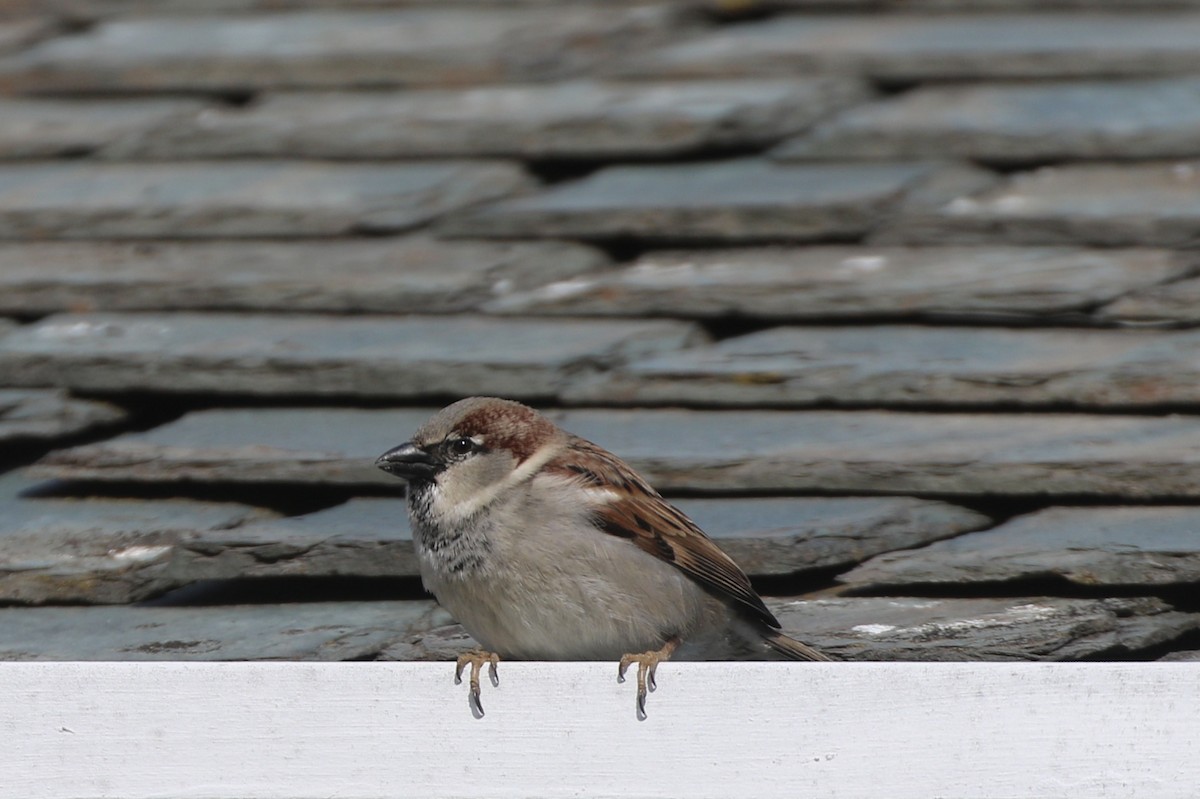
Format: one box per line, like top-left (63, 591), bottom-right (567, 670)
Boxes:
top-left (455, 649), bottom-right (500, 718)
top-left (617, 637), bottom-right (680, 720)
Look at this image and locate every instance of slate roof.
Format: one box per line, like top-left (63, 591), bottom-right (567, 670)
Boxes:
top-left (0, 0), bottom-right (1197, 663)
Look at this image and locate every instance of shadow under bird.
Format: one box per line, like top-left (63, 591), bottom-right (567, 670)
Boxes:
top-left (376, 396), bottom-right (831, 719)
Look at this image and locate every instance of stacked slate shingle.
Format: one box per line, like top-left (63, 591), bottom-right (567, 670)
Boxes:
top-left (0, 0), bottom-right (1197, 663)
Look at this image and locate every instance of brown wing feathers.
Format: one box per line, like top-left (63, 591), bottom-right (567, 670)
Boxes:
top-left (555, 437), bottom-right (781, 630)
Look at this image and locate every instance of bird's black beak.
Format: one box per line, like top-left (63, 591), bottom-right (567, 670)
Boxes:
top-left (376, 441), bottom-right (438, 480)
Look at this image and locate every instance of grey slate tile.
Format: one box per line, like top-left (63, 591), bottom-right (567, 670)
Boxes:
top-left (0, 17), bottom-right (50, 56)
top-left (840, 506), bottom-right (1200, 590)
top-left (163, 498), bottom-right (423, 587)
top-left (0, 496), bottom-right (273, 604)
top-left (775, 597), bottom-right (1199, 661)
top-left (488, 246), bottom-right (1192, 321)
top-left (0, 601), bottom-right (448, 660)
top-left (753, 0), bottom-right (1200, 7)
top-left (0, 161), bottom-right (531, 239)
top-left (115, 80), bottom-right (868, 160)
top-left (119, 495), bottom-right (989, 590)
top-left (878, 162), bottom-right (1200, 247)
top-left (380, 621), bottom-right (477, 662)
top-left (388, 596), bottom-right (1200, 662)
top-left (0, 7), bottom-right (693, 93)
top-left (32, 407), bottom-right (437, 486)
top-left (0, 470), bottom-right (42, 500)
top-left (0, 470), bottom-right (73, 502)
top-left (0, 312), bottom-right (703, 398)
top-left (616, 13), bottom-right (1200, 81)
top-left (0, 388), bottom-right (126, 445)
top-left (0, 238), bottom-right (608, 315)
top-left (1099, 277), bottom-right (1200, 327)
top-left (0, 98), bottom-right (205, 159)
top-left (441, 159), bottom-right (937, 243)
top-left (773, 79), bottom-right (1200, 164)
top-left (680, 497), bottom-right (991, 575)
top-left (568, 326), bottom-right (1200, 409)
top-left (31, 407), bottom-right (1200, 498)
top-left (889, 162), bottom-right (1001, 214)
top-left (52, 0), bottom-right (670, 14)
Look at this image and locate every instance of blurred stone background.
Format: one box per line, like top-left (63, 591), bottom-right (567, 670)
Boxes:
top-left (0, 0), bottom-right (1198, 662)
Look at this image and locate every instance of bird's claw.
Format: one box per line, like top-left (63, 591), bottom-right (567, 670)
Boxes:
top-left (617, 638), bottom-right (679, 721)
top-left (618, 653), bottom-right (656, 720)
top-left (455, 650), bottom-right (500, 718)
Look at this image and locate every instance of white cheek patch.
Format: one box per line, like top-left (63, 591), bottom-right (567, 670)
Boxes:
top-left (427, 462), bottom-right (498, 525)
top-left (508, 440), bottom-right (565, 485)
top-left (427, 475), bottom-right (476, 525)
top-left (427, 480), bottom-right (487, 529)
top-left (433, 439), bottom-right (566, 525)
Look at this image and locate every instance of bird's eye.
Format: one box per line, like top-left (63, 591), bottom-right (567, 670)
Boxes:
top-left (448, 437), bottom-right (475, 456)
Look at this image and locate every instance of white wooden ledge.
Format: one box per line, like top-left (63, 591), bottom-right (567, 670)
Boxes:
top-left (3, 662), bottom-right (1197, 799)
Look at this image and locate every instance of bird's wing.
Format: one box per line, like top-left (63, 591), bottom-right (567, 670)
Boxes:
top-left (550, 436), bottom-right (780, 629)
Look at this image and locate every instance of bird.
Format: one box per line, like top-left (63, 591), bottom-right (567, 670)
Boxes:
top-left (376, 396), bottom-right (831, 718)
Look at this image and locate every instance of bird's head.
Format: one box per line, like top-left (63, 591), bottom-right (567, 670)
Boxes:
top-left (376, 397), bottom-right (566, 521)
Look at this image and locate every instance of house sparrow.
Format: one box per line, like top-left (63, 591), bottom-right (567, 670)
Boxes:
top-left (376, 396), bottom-right (831, 718)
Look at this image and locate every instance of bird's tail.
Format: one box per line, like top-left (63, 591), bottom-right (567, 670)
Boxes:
top-left (764, 630), bottom-right (835, 662)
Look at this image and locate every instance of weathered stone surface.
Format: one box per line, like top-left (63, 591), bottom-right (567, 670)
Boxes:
top-left (386, 596), bottom-right (1200, 661)
top-left (48, 0), bottom-right (667, 15)
top-left (0, 469), bottom-right (50, 500)
top-left (0, 601), bottom-right (447, 660)
top-left (0, 161), bottom-right (530, 239)
top-left (0, 313), bottom-right (701, 398)
top-left (490, 246), bottom-right (1193, 321)
top-left (32, 407), bottom-right (1200, 498)
top-left (1160, 650), bottom-right (1200, 662)
top-left (752, 0), bottom-right (1200, 7)
top-left (841, 506), bottom-right (1200, 589)
top-left (31, 408), bottom-right (435, 486)
top-left (166, 498), bottom-right (420, 584)
top-left (0, 496), bottom-right (273, 604)
top-left (0, 388), bottom-right (126, 445)
top-left (442, 159), bottom-right (936, 243)
top-left (116, 79), bottom-right (868, 160)
top-left (1100, 277), bottom-right (1200, 326)
top-left (774, 597), bottom-right (1199, 661)
top-left (681, 497), bottom-right (991, 575)
top-left (880, 162), bottom-right (1200, 247)
top-left (616, 13), bottom-right (1200, 81)
top-left (380, 621), bottom-right (477, 662)
top-left (112, 495), bottom-right (989, 588)
top-left (0, 7), bottom-right (691, 93)
top-left (774, 79), bottom-right (1200, 164)
top-left (0, 238), bottom-right (608, 315)
top-left (892, 163), bottom-right (1000, 214)
top-left (0, 18), bottom-right (49, 56)
top-left (568, 325), bottom-right (1200, 409)
top-left (0, 98), bottom-right (204, 159)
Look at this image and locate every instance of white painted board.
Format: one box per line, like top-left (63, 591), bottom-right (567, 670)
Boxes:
top-left (3, 662), bottom-right (1198, 799)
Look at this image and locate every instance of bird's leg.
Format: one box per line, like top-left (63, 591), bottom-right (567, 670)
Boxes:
top-left (455, 650), bottom-right (500, 718)
top-left (617, 636), bottom-right (680, 720)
